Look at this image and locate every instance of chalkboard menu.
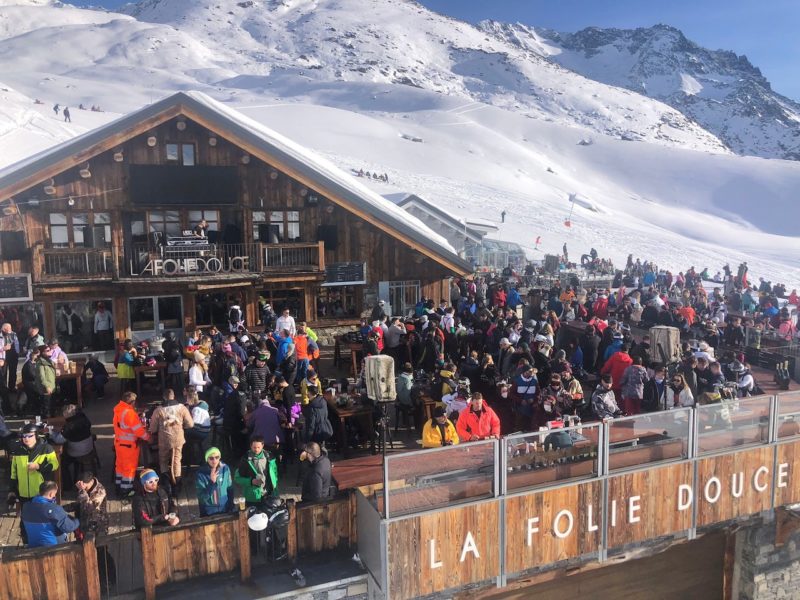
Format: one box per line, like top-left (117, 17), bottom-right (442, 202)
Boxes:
top-left (0, 274), bottom-right (32, 303)
top-left (322, 262), bottom-right (366, 286)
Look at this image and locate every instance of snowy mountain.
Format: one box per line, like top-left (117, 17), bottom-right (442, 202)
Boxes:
top-left (0, 0), bottom-right (798, 288)
top-left (484, 22), bottom-right (800, 160)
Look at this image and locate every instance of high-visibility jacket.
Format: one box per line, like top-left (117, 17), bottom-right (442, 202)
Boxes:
top-left (10, 438), bottom-right (59, 500)
top-left (113, 401), bottom-right (149, 445)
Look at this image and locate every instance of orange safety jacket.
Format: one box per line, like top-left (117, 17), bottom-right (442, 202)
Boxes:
top-left (113, 401), bottom-right (150, 445)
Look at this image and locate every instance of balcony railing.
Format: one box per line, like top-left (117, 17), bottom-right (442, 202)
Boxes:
top-left (125, 241), bottom-right (324, 277)
top-left (38, 247), bottom-right (114, 279)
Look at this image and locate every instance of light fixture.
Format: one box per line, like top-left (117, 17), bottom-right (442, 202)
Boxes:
top-left (325, 204), bottom-right (334, 214)
top-left (176, 120), bottom-right (187, 131)
top-left (79, 163), bottom-right (91, 179)
top-left (43, 179), bottom-right (56, 195)
top-left (147, 136), bottom-right (157, 147)
top-left (241, 154), bottom-right (250, 164)
top-left (113, 151), bottom-right (124, 162)
top-left (269, 170), bottom-right (278, 180)
top-left (208, 136), bottom-right (217, 147)
top-left (299, 188), bottom-right (308, 197)
top-left (68, 196), bottom-right (75, 207)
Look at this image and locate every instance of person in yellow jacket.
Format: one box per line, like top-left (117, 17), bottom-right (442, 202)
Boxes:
top-left (421, 406), bottom-right (459, 448)
top-left (113, 391), bottom-right (150, 497)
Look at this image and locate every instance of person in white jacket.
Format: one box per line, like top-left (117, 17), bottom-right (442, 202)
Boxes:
top-left (188, 351), bottom-right (210, 396)
top-left (666, 373), bottom-right (695, 408)
top-left (274, 309), bottom-right (297, 337)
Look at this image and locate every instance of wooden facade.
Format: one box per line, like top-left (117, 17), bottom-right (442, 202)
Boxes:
top-left (0, 93), bottom-right (466, 344)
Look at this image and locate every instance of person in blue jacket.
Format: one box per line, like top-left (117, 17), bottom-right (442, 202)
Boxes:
top-left (195, 446), bottom-right (234, 516)
top-left (21, 481), bottom-right (79, 547)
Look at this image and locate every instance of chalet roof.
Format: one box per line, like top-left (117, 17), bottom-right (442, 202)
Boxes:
top-left (383, 192), bottom-right (484, 242)
top-left (0, 91), bottom-right (471, 275)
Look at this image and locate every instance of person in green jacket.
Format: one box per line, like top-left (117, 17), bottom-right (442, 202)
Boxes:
top-left (34, 345), bottom-right (57, 417)
top-left (234, 435), bottom-right (278, 507)
top-left (7, 423), bottom-right (59, 543)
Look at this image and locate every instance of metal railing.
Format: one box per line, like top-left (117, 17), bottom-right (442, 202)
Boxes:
top-left (378, 392), bottom-right (800, 519)
top-left (41, 248), bottom-right (114, 278)
top-left (125, 241), bottom-right (323, 277)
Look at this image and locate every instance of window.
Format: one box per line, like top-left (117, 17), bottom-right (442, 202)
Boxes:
top-left (263, 210), bottom-right (301, 243)
top-left (316, 286), bottom-right (359, 319)
top-left (148, 210), bottom-right (181, 238)
top-left (48, 212), bottom-right (111, 248)
top-left (389, 280), bottom-right (421, 318)
top-left (252, 211), bottom-right (266, 242)
top-left (165, 143), bottom-right (195, 166)
top-left (188, 210), bottom-right (219, 233)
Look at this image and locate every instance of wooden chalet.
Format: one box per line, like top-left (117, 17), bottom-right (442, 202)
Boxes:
top-left (0, 92), bottom-right (469, 346)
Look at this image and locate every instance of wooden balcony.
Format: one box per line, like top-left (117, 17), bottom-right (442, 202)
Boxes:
top-left (33, 246), bottom-right (115, 282)
top-left (124, 241), bottom-right (325, 278)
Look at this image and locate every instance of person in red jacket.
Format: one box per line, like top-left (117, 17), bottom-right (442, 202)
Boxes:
top-left (592, 294), bottom-right (610, 319)
top-left (600, 343), bottom-right (633, 404)
top-left (456, 393), bottom-right (501, 442)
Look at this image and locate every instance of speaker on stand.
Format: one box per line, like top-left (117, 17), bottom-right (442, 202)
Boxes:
top-left (364, 355), bottom-right (396, 459)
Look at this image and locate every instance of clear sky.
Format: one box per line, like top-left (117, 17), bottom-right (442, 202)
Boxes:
top-left (87, 0), bottom-right (799, 100)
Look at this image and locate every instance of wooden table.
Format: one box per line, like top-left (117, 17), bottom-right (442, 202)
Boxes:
top-left (134, 363), bottom-right (167, 398)
top-left (332, 454), bottom-right (384, 491)
top-left (326, 397), bottom-right (375, 458)
top-left (333, 336), bottom-right (363, 377)
top-left (56, 363), bottom-right (84, 408)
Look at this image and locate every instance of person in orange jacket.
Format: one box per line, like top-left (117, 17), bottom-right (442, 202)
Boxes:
top-left (113, 391), bottom-right (149, 497)
top-left (456, 393), bottom-right (501, 442)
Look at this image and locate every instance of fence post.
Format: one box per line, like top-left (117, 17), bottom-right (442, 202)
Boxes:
top-left (139, 526), bottom-right (157, 600)
top-left (348, 490), bottom-right (358, 548)
top-left (83, 534), bottom-right (102, 600)
top-left (287, 500), bottom-right (298, 560)
top-left (237, 509), bottom-right (251, 583)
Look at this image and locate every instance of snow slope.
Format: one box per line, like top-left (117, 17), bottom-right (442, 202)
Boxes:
top-left (0, 0), bottom-right (797, 288)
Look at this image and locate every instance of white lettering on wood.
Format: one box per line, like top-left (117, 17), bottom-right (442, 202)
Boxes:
top-left (678, 484), bottom-right (693, 511)
top-left (753, 466), bottom-right (769, 492)
top-left (553, 510), bottom-right (574, 539)
top-left (429, 539), bottom-right (442, 569)
top-left (526, 517), bottom-right (540, 547)
top-left (459, 532), bottom-right (480, 562)
top-left (731, 472), bottom-right (744, 498)
top-left (704, 477), bottom-right (722, 504)
top-left (587, 503), bottom-right (599, 532)
top-left (628, 496), bottom-right (641, 524)
top-left (610, 500), bottom-right (617, 527)
top-left (778, 463), bottom-right (789, 488)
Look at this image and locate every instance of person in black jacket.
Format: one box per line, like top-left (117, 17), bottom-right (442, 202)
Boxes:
top-left (61, 404), bottom-right (94, 488)
top-left (642, 365), bottom-right (667, 412)
top-left (245, 352), bottom-right (271, 397)
top-left (304, 387), bottom-right (333, 445)
top-left (21, 347), bottom-right (40, 416)
top-left (278, 344), bottom-right (297, 389)
top-left (580, 327), bottom-right (600, 374)
top-left (300, 442), bottom-right (332, 503)
top-left (132, 469), bottom-right (179, 530)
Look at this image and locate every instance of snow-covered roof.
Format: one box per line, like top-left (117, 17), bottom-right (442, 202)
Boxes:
top-left (0, 91), bottom-right (471, 274)
top-left (383, 192), bottom-right (484, 242)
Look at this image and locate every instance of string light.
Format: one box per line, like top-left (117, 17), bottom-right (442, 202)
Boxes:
top-left (9, 187), bottom-right (125, 208)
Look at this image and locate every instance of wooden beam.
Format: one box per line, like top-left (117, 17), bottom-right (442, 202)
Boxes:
top-left (82, 534), bottom-right (102, 600)
top-left (179, 108), bottom-right (469, 276)
top-left (722, 530), bottom-right (737, 600)
top-left (286, 500), bottom-right (298, 561)
top-left (237, 509), bottom-right (251, 583)
top-left (139, 526), bottom-right (157, 600)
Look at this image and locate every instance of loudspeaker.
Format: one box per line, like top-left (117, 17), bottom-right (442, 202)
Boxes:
top-left (364, 355), bottom-right (396, 402)
top-left (316, 225), bottom-right (338, 252)
top-left (0, 231), bottom-right (26, 259)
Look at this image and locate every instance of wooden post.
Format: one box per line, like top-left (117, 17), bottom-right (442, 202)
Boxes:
top-left (237, 509), bottom-right (251, 583)
top-left (82, 534), bottom-right (102, 600)
top-left (317, 240), bottom-right (325, 272)
top-left (722, 530), bottom-right (737, 600)
top-left (348, 490), bottom-right (358, 549)
top-left (140, 526), bottom-right (157, 600)
top-left (286, 500), bottom-right (298, 561)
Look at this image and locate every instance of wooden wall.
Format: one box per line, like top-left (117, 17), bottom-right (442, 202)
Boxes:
top-left (606, 462), bottom-right (693, 548)
top-left (387, 500), bottom-right (500, 599)
top-left (505, 480), bottom-right (602, 573)
top-left (0, 537), bottom-right (99, 600)
top-left (774, 440), bottom-right (800, 507)
top-left (290, 493), bottom-right (357, 557)
top-left (696, 446), bottom-right (774, 527)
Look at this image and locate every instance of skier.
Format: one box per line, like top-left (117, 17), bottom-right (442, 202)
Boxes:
top-left (53, 103), bottom-right (60, 115)
top-left (63, 107), bottom-right (71, 123)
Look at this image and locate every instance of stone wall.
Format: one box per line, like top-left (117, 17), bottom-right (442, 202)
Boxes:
top-left (734, 512), bottom-right (800, 600)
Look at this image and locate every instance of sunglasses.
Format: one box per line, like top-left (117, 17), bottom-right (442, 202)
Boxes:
top-left (22, 433), bottom-right (36, 439)
top-left (208, 456), bottom-right (221, 461)
top-left (144, 478), bottom-right (159, 484)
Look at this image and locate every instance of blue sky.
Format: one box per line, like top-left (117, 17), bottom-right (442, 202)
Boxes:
top-left (89, 0), bottom-right (799, 100)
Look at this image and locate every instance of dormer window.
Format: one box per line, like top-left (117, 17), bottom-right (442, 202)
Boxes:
top-left (165, 143), bottom-right (195, 166)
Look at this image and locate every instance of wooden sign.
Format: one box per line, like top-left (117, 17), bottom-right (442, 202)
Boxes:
top-left (386, 501), bottom-right (500, 599)
top-left (322, 262), bottom-right (366, 286)
top-left (505, 480), bottom-right (602, 573)
top-left (606, 462), bottom-right (693, 548)
top-left (695, 445), bottom-right (774, 526)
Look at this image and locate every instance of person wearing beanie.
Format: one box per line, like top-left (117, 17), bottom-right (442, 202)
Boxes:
top-left (422, 406), bottom-right (459, 448)
top-left (195, 447), bottom-right (234, 516)
top-left (234, 435), bottom-right (278, 506)
top-left (132, 469), bottom-right (179, 530)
